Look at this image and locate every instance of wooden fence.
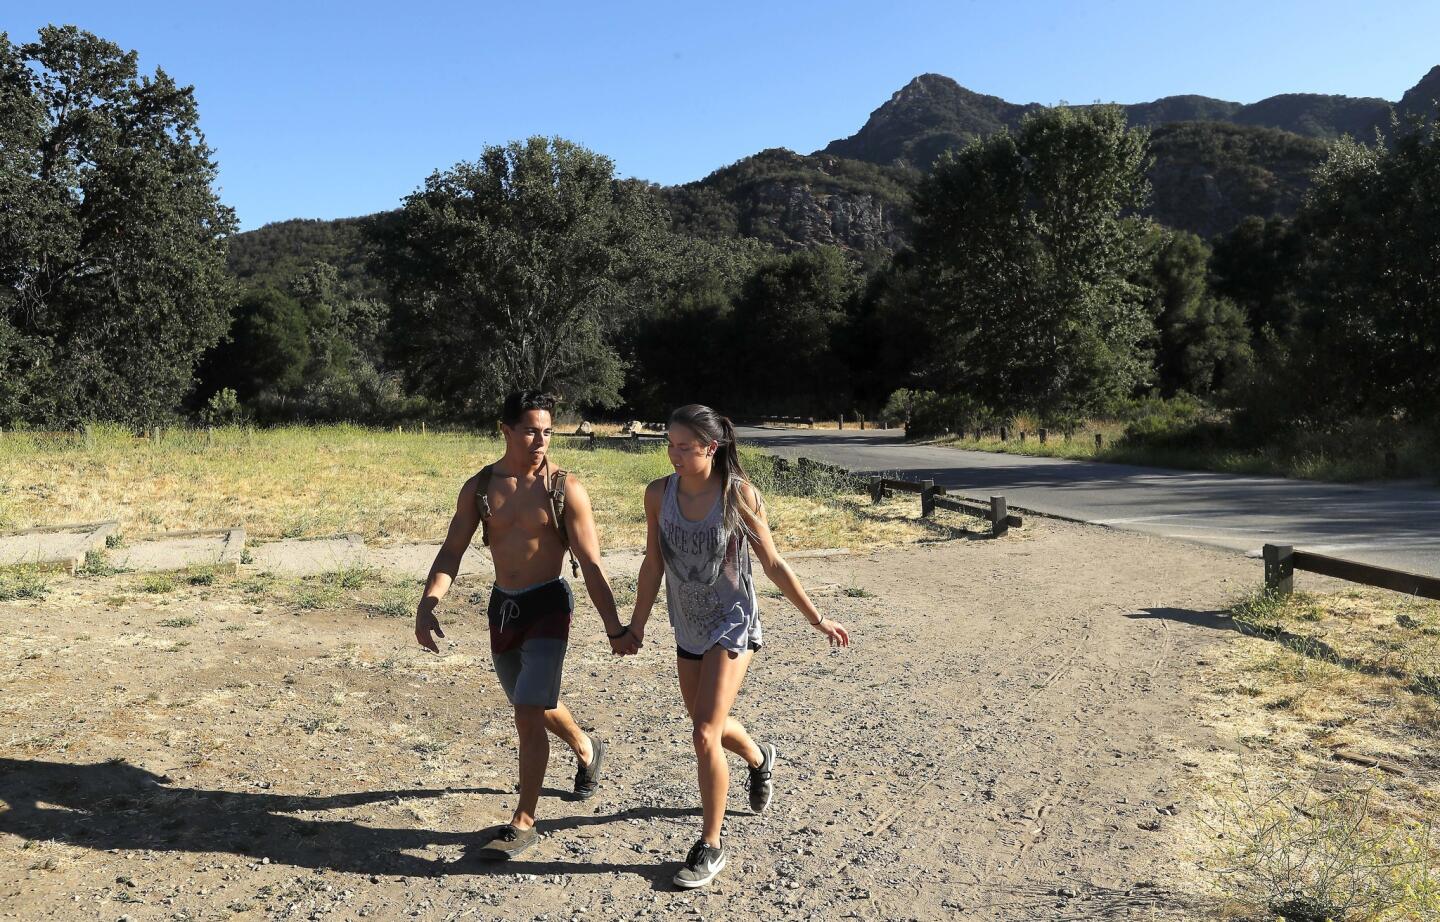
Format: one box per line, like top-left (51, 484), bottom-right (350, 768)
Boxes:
top-left (743, 414), bottom-right (896, 431)
top-left (1263, 544), bottom-right (1440, 601)
top-left (553, 431), bottom-right (667, 451)
top-left (868, 475), bottom-right (1022, 538)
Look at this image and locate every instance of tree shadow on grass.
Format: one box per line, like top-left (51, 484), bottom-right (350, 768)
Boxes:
top-left (0, 757), bottom-right (718, 881)
top-left (1127, 608), bottom-right (1440, 701)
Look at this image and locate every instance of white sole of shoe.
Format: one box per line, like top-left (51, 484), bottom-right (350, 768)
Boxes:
top-left (673, 852), bottom-right (726, 889)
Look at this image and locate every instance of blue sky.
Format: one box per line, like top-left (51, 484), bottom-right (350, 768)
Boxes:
top-left (9, 1), bottom-right (1439, 231)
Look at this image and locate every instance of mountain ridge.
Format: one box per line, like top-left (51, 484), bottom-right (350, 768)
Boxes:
top-left (231, 66), bottom-right (1439, 273)
top-left (818, 72), bottom-right (1416, 170)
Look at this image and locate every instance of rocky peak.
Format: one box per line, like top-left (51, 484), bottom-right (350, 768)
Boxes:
top-left (1396, 64), bottom-right (1440, 124)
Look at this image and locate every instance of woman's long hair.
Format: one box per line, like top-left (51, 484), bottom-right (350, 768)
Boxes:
top-left (669, 404), bottom-right (760, 540)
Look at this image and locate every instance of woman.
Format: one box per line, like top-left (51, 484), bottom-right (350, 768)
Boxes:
top-left (625, 404), bottom-right (850, 889)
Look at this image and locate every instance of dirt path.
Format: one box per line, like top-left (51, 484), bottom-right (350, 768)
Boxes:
top-left (1, 518), bottom-right (1253, 920)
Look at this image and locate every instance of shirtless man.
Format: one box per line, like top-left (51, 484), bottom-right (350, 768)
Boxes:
top-left (414, 391), bottom-right (638, 860)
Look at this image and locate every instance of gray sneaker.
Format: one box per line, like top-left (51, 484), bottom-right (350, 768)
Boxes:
top-left (475, 823), bottom-right (539, 861)
top-left (573, 734), bottom-right (604, 801)
top-left (747, 742), bottom-right (777, 813)
top-left (673, 839), bottom-right (726, 889)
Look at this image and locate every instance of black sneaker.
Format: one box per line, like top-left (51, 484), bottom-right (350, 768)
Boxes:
top-left (673, 839), bottom-right (726, 889)
top-left (475, 823), bottom-right (539, 861)
top-left (748, 742), bottom-right (777, 813)
top-left (573, 734), bottom-right (604, 801)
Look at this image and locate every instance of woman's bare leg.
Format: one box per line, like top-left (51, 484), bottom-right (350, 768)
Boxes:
top-left (680, 647), bottom-right (755, 845)
top-left (677, 653), bottom-right (762, 768)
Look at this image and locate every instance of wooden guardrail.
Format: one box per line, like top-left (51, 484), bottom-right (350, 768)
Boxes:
top-left (757, 415), bottom-right (817, 426)
top-left (1263, 544), bottom-right (1440, 601)
top-left (554, 431), bottom-right (667, 451)
top-left (868, 475), bottom-right (1021, 538)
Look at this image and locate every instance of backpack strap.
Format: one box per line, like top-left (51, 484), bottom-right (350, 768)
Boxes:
top-left (474, 464), bottom-right (495, 547)
top-left (474, 461), bottom-right (577, 576)
top-left (548, 467), bottom-right (579, 578)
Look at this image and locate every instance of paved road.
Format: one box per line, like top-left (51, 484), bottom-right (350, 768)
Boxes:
top-left (738, 426), bottom-right (1440, 578)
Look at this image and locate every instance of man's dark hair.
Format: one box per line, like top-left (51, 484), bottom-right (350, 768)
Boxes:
top-left (501, 391), bottom-right (559, 427)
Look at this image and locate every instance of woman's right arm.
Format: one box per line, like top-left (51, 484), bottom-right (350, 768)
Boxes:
top-left (629, 478), bottom-right (666, 644)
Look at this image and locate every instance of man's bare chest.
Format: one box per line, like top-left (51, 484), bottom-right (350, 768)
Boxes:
top-left (485, 481), bottom-right (558, 541)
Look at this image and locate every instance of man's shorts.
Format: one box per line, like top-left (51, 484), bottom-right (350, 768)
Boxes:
top-left (487, 577), bottom-right (573, 710)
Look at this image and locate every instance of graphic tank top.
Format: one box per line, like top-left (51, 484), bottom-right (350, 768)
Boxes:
top-left (659, 474), bottom-right (762, 656)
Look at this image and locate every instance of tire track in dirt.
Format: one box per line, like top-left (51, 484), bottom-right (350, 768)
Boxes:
top-left (863, 607), bottom-right (1096, 842)
top-left (767, 526), bottom-right (1241, 920)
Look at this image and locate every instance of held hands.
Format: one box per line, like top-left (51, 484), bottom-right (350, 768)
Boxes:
top-left (608, 623), bottom-right (642, 656)
top-left (812, 616), bottom-right (850, 648)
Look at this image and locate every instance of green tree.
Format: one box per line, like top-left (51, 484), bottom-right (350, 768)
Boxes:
top-left (910, 106), bottom-right (1155, 420)
top-left (197, 288), bottom-right (311, 404)
top-left (845, 251), bottom-right (933, 412)
top-left (1209, 215), bottom-right (1303, 338)
top-left (0, 26), bottom-right (236, 426)
top-left (1288, 121), bottom-right (1440, 418)
top-left (1144, 229), bottom-right (1253, 396)
top-left (369, 137), bottom-right (667, 420)
top-left (732, 247), bottom-right (859, 415)
top-left (621, 234), bottom-right (766, 417)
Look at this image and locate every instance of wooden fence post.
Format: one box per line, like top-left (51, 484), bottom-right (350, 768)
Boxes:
top-left (870, 477), bottom-right (883, 504)
top-left (1000, 426), bottom-right (1008, 442)
top-left (1095, 432), bottom-right (1103, 451)
top-left (1263, 544), bottom-right (1295, 595)
top-left (421, 421), bottom-right (427, 436)
top-left (206, 426), bottom-right (215, 446)
top-left (920, 480), bottom-right (936, 517)
top-left (1019, 430), bottom-right (1026, 445)
top-left (837, 415), bottom-right (843, 430)
top-left (83, 425), bottom-right (94, 450)
top-left (1038, 428), bottom-right (1047, 445)
top-left (990, 495), bottom-right (1009, 538)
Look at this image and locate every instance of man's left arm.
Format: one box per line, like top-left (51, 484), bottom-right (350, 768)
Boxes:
top-left (563, 477), bottom-right (630, 650)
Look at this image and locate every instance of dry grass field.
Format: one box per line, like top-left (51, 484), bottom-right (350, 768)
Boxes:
top-left (1179, 588), bottom-right (1440, 921)
top-left (0, 425), bottom-right (953, 552)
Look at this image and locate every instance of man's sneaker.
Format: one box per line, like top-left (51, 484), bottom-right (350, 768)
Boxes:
top-left (747, 742), bottom-right (777, 813)
top-left (573, 734), bottom-right (604, 801)
top-left (673, 839), bottom-right (726, 889)
top-left (475, 823), bottom-right (539, 861)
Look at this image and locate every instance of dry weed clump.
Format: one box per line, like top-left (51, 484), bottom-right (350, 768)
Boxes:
top-left (0, 565), bottom-right (49, 601)
top-left (1202, 767), bottom-right (1440, 922)
top-left (1194, 588), bottom-right (1440, 921)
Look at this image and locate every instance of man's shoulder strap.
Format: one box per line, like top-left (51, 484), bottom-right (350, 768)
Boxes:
top-left (475, 464), bottom-right (495, 546)
top-left (548, 468), bottom-right (579, 577)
